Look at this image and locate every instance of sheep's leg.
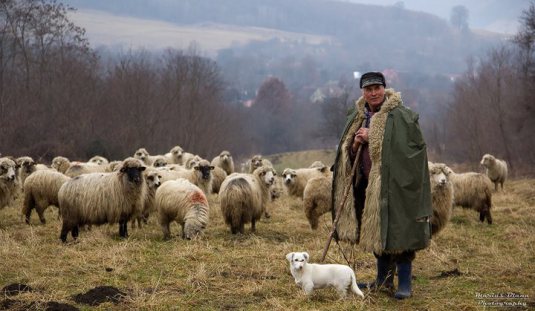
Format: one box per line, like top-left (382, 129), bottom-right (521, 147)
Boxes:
top-left (251, 218), bottom-right (256, 233)
top-left (162, 222), bottom-right (171, 240)
top-left (479, 211), bottom-right (485, 222)
top-left (37, 208), bottom-right (46, 224)
top-left (60, 223), bottom-right (70, 243)
top-left (72, 225), bottom-right (79, 240)
top-left (24, 206), bottom-right (33, 225)
top-left (119, 220), bottom-right (128, 238)
top-left (486, 210), bottom-right (493, 225)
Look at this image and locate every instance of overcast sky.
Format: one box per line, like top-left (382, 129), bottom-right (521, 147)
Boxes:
top-left (343, 0), bottom-right (530, 34)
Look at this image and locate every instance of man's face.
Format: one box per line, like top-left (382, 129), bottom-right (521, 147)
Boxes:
top-left (362, 84), bottom-right (385, 110)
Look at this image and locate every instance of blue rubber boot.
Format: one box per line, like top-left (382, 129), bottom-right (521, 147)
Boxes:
top-left (358, 254), bottom-right (394, 290)
top-left (394, 261), bottom-right (412, 299)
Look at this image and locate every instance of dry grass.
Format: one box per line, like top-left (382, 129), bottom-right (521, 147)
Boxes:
top-left (1, 176), bottom-right (534, 310)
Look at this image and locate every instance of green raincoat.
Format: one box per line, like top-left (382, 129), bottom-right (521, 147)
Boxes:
top-left (331, 88), bottom-right (432, 254)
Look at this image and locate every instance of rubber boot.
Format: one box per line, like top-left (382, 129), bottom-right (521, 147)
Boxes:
top-left (394, 261), bottom-right (412, 299)
top-left (358, 254), bottom-right (395, 290)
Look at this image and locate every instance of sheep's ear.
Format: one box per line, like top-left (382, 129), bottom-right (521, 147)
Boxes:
top-left (194, 166), bottom-right (200, 170)
top-left (120, 167), bottom-right (126, 172)
top-left (210, 166), bottom-right (215, 170)
top-left (286, 252), bottom-right (294, 262)
top-left (319, 166), bottom-right (327, 173)
top-left (139, 166), bottom-right (146, 171)
top-left (303, 252), bottom-right (309, 261)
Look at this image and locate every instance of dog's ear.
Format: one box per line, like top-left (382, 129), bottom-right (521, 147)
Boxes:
top-left (303, 252), bottom-right (309, 261)
top-left (285, 252), bottom-right (294, 262)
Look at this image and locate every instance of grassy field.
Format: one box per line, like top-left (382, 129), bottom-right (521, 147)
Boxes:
top-left (1, 152), bottom-right (534, 310)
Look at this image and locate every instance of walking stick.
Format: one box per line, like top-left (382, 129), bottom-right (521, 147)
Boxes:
top-left (320, 143), bottom-right (363, 262)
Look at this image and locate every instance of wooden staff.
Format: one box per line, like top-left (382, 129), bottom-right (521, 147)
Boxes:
top-left (320, 142), bottom-right (363, 262)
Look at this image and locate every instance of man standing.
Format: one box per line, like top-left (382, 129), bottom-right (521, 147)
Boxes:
top-left (331, 72), bottom-right (432, 299)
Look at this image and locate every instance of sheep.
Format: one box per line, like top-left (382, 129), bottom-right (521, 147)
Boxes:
top-left (428, 162), bottom-right (454, 236)
top-left (152, 156), bottom-right (168, 168)
top-left (51, 156), bottom-right (71, 174)
top-left (211, 150), bottom-right (235, 175)
top-left (134, 148), bottom-right (158, 166)
top-left (309, 161), bottom-right (327, 169)
top-left (185, 155), bottom-right (203, 169)
top-left (480, 154), bottom-right (508, 191)
top-left (58, 158), bottom-right (147, 242)
top-left (303, 172), bottom-right (333, 230)
top-left (132, 168), bottom-right (162, 228)
top-left (282, 166), bottom-right (330, 198)
top-left (167, 145), bottom-right (195, 166)
top-left (0, 157), bottom-right (18, 210)
top-left (22, 170), bottom-right (70, 224)
top-left (211, 166), bottom-right (227, 194)
top-left (156, 178), bottom-right (210, 240)
top-left (247, 154), bottom-right (273, 173)
top-left (88, 156), bottom-right (109, 166)
top-left (174, 159), bottom-right (214, 195)
top-left (64, 162), bottom-right (110, 178)
top-left (16, 156), bottom-right (48, 186)
top-left (219, 166), bottom-right (275, 234)
top-left (445, 166), bottom-right (493, 224)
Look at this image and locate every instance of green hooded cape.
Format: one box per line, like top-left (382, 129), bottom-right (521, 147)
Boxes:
top-left (331, 88), bottom-right (432, 254)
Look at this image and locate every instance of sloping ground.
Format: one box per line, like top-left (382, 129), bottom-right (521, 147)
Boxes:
top-left (265, 149), bottom-right (336, 172)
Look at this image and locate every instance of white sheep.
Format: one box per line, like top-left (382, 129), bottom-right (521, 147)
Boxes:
top-left (309, 161), bottom-right (327, 169)
top-left (445, 166), bottom-right (493, 224)
top-left (0, 157), bottom-right (18, 210)
top-left (151, 156), bottom-right (168, 168)
top-left (58, 158), bottom-right (147, 242)
top-left (64, 162), bottom-right (110, 178)
top-left (51, 156), bottom-right (71, 174)
top-left (219, 166), bottom-right (275, 234)
top-left (303, 172), bottom-right (333, 230)
top-left (211, 166), bottom-right (227, 194)
top-left (22, 170), bottom-right (70, 224)
top-left (156, 178), bottom-right (210, 240)
top-left (282, 166), bottom-right (330, 198)
top-left (88, 155), bottom-right (109, 166)
top-left (134, 148), bottom-right (158, 166)
top-left (480, 154), bottom-right (508, 191)
top-left (211, 150), bottom-right (235, 175)
top-left (173, 159), bottom-right (214, 195)
top-left (247, 154), bottom-right (273, 173)
top-left (167, 145), bottom-right (195, 166)
top-left (428, 162), bottom-right (454, 236)
top-left (16, 156), bottom-right (48, 186)
top-left (132, 168), bottom-right (162, 228)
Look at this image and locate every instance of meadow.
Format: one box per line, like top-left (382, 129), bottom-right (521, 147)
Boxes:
top-left (0, 151), bottom-right (534, 310)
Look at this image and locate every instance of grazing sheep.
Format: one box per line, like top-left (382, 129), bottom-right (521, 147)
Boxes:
top-left (0, 157), bottom-right (18, 209)
top-left (445, 166), bottom-right (493, 224)
top-left (303, 172), bottom-right (333, 230)
top-left (219, 166), bottom-right (275, 234)
top-left (480, 154), bottom-right (508, 191)
top-left (22, 170), bottom-right (70, 224)
top-left (211, 166), bottom-right (227, 194)
top-left (156, 178), bottom-right (210, 240)
top-left (211, 151), bottom-right (235, 175)
top-left (132, 168), bottom-right (162, 228)
top-left (58, 158), bottom-right (147, 242)
top-left (428, 162), bottom-right (454, 236)
top-left (247, 154), bottom-right (273, 173)
top-left (88, 156), bottom-right (109, 166)
top-left (51, 156), bottom-right (71, 174)
top-left (167, 145), bottom-right (195, 166)
top-left (282, 166), bottom-right (329, 198)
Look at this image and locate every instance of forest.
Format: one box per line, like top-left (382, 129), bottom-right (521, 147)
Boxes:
top-left (0, 0), bottom-right (534, 176)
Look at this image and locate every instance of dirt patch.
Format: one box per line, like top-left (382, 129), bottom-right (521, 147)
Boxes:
top-left (72, 286), bottom-right (126, 306)
top-left (0, 300), bottom-right (79, 311)
top-left (432, 268), bottom-right (463, 279)
top-left (1, 283), bottom-right (33, 296)
top-left (44, 301), bottom-right (80, 311)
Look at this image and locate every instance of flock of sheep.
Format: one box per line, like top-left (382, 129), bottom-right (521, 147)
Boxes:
top-left (0, 146), bottom-right (508, 243)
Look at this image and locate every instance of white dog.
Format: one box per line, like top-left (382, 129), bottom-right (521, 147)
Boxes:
top-left (286, 252), bottom-right (364, 299)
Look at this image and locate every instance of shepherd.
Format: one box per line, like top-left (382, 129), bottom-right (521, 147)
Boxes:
top-left (329, 71), bottom-right (432, 299)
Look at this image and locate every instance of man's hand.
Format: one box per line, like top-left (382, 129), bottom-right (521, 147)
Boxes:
top-left (352, 128), bottom-right (369, 152)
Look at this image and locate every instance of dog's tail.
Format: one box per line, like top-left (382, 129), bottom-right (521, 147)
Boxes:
top-left (351, 272), bottom-right (365, 298)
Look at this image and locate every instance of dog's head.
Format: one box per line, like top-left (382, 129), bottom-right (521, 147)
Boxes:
top-left (286, 252), bottom-right (309, 271)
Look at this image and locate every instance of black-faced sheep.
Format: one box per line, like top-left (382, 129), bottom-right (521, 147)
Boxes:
top-left (428, 162), bottom-right (454, 236)
top-left (480, 154), bottom-right (508, 191)
top-left (0, 157), bottom-right (18, 209)
top-left (58, 158), bottom-right (147, 242)
top-left (282, 166), bottom-right (329, 198)
top-left (167, 145), bottom-right (195, 166)
top-left (303, 172), bottom-right (333, 230)
top-left (156, 178), bottom-right (210, 240)
top-left (219, 166), bottom-right (275, 234)
top-left (247, 154), bottom-right (273, 173)
top-left (211, 150), bottom-right (235, 175)
top-left (22, 170), bottom-right (70, 224)
top-left (445, 166), bottom-right (493, 224)
top-left (132, 168), bottom-right (162, 228)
